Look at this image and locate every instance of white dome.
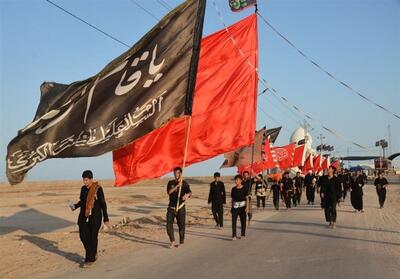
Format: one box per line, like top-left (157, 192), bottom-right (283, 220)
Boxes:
top-left (290, 127), bottom-right (313, 149)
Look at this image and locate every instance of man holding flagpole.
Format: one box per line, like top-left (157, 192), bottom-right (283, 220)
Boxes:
top-left (166, 167), bottom-right (192, 248)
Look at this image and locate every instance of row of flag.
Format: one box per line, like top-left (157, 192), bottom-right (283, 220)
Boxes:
top-left (222, 126), bottom-right (341, 176)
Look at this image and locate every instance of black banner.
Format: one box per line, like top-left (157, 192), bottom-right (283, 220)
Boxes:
top-left (264, 126), bottom-right (281, 144)
top-left (6, 0), bottom-right (206, 184)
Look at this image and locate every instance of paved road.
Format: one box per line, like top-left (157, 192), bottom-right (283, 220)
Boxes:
top-left (55, 181), bottom-right (400, 279)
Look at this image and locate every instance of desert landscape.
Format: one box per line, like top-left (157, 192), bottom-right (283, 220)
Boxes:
top-left (1, 176), bottom-right (400, 279)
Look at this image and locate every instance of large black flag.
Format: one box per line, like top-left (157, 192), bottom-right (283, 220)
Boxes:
top-left (6, 0), bottom-right (206, 185)
top-left (264, 126), bottom-right (281, 144)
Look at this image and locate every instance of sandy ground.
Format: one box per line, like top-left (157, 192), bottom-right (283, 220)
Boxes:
top-left (0, 176), bottom-right (234, 279)
top-left (1, 176), bottom-right (399, 279)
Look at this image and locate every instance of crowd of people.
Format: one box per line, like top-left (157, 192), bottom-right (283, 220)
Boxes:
top-left (69, 167), bottom-right (390, 266)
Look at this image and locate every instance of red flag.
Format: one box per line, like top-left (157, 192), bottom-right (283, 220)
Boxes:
top-left (292, 144), bottom-right (306, 167)
top-left (321, 156), bottom-right (330, 170)
top-left (261, 137), bottom-right (276, 169)
top-left (313, 154), bottom-right (322, 173)
top-left (331, 159), bottom-right (341, 170)
top-left (303, 154), bottom-right (314, 172)
top-left (113, 15), bottom-right (258, 186)
top-left (271, 143), bottom-right (295, 170)
top-left (237, 164), bottom-right (261, 176)
top-left (235, 137), bottom-right (276, 174)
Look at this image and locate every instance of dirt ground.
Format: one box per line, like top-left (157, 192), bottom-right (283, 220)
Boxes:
top-left (1, 176), bottom-right (399, 279)
top-left (0, 177), bottom-right (234, 279)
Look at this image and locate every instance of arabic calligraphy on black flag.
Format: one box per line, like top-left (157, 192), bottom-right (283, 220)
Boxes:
top-left (6, 0), bottom-right (206, 185)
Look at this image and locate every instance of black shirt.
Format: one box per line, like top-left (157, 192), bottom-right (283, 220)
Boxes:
top-left (231, 186), bottom-right (247, 203)
top-left (352, 175), bottom-right (365, 195)
top-left (270, 183), bottom-right (281, 196)
top-left (294, 176), bottom-right (304, 189)
top-left (242, 179), bottom-right (254, 196)
top-left (167, 179), bottom-right (191, 208)
top-left (74, 185), bottom-right (109, 225)
top-left (280, 177), bottom-right (294, 193)
top-left (254, 180), bottom-right (267, 196)
top-left (208, 181), bottom-right (226, 205)
top-left (304, 173), bottom-right (314, 186)
top-left (374, 177), bottom-right (388, 189)
top-left (320, 175), bottom-right (342, 203)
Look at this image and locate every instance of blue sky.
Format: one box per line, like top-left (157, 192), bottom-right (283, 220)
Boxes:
top-left (1, 0), bottom-right (399, 183)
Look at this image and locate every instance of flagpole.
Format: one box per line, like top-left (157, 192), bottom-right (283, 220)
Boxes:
top-left (176, 115), bottom-right (192, 212)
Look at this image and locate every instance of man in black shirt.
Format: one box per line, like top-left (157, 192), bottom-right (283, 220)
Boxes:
top-left (374, 172), bottom-right (389, 209)
top-left (304, 171), bottom-right (315, 205)
top-left (208, 172), bottom-right (226, 228)
top-left (72, 170), bottom-right (109, 266)
top-left (341, 169), bottom-right (352, 201)
top-left (280, 171), bottom-right (294, 209)
top-left (242, 171), bottom-right (253, 223)
top-left (231, 175), bottom-right (248, 240)
top-left (269, 179), bottom-right (281, 210)
top-left (320, 166), bottom-right (342, 228)
top-left (293, 171), bottom-right (304, 206)
top-left (166, 167), bottom-right (192, 248)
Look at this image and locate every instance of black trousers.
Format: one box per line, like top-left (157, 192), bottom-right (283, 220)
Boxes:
top-left (377, 188), bottom-right (386, 207)
top-left (324, 201), bottom-right (337, 222)
top-left (211, 204), bottom-right (224, 227)
top-left (273, 195), bottom-right (279, 210)
top-left (79, 221), bottom-right (100, 262)
top-left (256, 196), bottom-right (266, 208)
top-left (306, 186), bottom-right (315, 203)
top-left (292, 192), bottom-right (298, 206)
top-left (297, 190), bottom-right (302, 204)
top-left (343, 184), bottom-right (350, 200)
top-left (166, 206), bottom-right (186, 243)
top-left (231, 207), bottom-right (246, 237)
top-left (284, 192), bottom-right (292, 208)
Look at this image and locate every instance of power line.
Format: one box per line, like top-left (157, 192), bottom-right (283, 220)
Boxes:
top-left (211, 0), bottom-right (370, 152)
top-left (257, 105), bottom-right (291, 133)
top-left (157, 0), bottom-right (172, 11)
top-left (256, 11), bottom-right (400, 120)
top-left (45, 0), bottom-right (371, 152)
top-left (129, 0), bottom-right (160, 21)
top-left (45, 0), bottom-right (130, 48)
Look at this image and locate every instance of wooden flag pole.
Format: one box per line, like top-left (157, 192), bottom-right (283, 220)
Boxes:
top-left (176, 115), bottom-right (192, 212)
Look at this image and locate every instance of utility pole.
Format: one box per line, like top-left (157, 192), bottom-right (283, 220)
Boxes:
top-left (388, 124), bottom-right (392, 155)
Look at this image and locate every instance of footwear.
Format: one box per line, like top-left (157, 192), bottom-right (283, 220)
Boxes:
top-left (218, 226), bottom-right (222, 230)
top-left (241, 235), bottom-right (246, 239)
top-left (332, 223), bottom-right (336, 229)
top-left (232, 237), bottom-right (237, 241)
top-left (83, 261), bottom-right (94, 268)
top-left (169, 242), bottom-right (175, 249)
top-left (361, 210), bottom-right (365, 213)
